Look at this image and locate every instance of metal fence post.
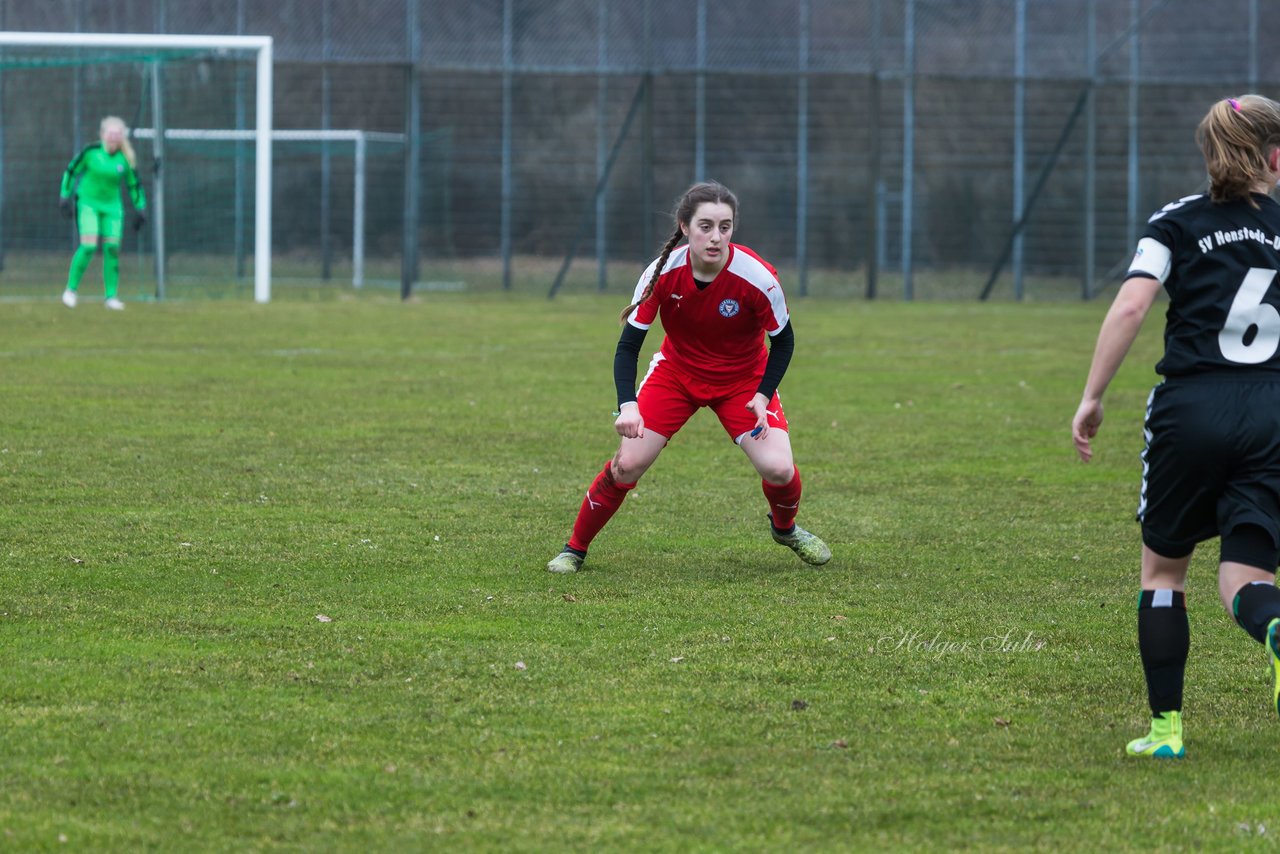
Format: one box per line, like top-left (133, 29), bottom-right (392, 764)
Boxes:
top-left (0, 0), bottom-right (6, 273)
top-left (500, 0), bottom-right (513, 290)
top-left (796, 0), bottom-right (809, 296)
top-left (596, 0), bottom-right (608, 291)
top-left (1126, 0), bottom-right (1140, 254)
top-left (234, 0), bottom-right (247, 279)
top-left (1084, 0), bottom-right (1096, 300)
top-left (71, 0), bottom-right (82, 252)
top-left (866, 0), bottom-right (880, 299)
top-left (1249, 0), bottom-right (1258, 87)
top-left (401, 0), bottom-right (420, 299)
top-left (642, 0), bottom-right (654, 256)
top-left (902, 0), bottom-right (915, 300)
top-left (695, 0), bottom-right (706, 183)
top-left (149, 81), bottom-right (167, 299)
top-left (1013, 0), bottom-right (1026, 300)
top-left (320, 0), bottom-right (333, 281)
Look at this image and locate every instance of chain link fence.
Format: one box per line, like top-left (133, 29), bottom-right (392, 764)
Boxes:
top-left (1, 0), bottom-right (1275, 299)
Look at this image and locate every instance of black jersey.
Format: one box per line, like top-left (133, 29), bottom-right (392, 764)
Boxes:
top-left (1127, 192), bottom-right (1280, 377)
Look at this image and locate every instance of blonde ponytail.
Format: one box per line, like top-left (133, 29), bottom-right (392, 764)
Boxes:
top-left (1196, 95), bottom-right (1280, 207)
top-left (120, 136), bottom-right (137, 170)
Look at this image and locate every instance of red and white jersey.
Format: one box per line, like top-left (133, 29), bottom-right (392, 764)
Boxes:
top-left (626, 242), bottom-right (789, 387)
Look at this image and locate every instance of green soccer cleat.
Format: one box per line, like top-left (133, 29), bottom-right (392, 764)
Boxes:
top-left (769, 514), bottom-right (832, 566)
top-left (1125, 711), bottom-right (1184, 759)
top-left (546, 548), bottom-right (584, 574)
top-left (1268, 618), bottom-right (1280, 718)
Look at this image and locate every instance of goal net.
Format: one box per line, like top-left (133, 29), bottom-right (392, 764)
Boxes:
top-left (132, 129), bottom-right (406, 290)
top-left (0, 32), bottom-right (275, 302)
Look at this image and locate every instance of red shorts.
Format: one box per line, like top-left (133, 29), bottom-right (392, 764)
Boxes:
top-left (636, 354), bottom-right (789, 443)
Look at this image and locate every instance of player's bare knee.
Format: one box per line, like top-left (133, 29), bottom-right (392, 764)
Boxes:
top-left (750, 454), bottom-right (794, 485)
top-left (760, 463), bottom-right (793, 485)
top-left (610, 450), bottom-right (648, 484)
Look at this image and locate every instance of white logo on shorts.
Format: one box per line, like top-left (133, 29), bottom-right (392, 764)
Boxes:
top-left (718, 299), bottom-right (740, 317)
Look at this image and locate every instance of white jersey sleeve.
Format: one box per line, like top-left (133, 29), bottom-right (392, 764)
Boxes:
top-left (626, 246), bottom-right (690, 329)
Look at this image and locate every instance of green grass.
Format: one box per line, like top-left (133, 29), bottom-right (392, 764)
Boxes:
top-left (2, 292), bottom-right (1277, 851)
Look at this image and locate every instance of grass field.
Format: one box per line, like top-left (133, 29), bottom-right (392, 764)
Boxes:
top-left (2, 290), bottom-right (1278, 850)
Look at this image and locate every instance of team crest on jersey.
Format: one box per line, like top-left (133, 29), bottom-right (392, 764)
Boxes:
top-left (718, 299), bottom-right (740, 318)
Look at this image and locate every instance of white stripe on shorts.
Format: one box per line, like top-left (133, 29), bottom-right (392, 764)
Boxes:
top-left (635, 351), bottom-right (665, 398)
top-left (1137, 384), bottom-right (1159, 521)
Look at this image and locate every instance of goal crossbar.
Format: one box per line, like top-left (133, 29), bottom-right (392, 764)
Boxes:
top-left (134, 128), bottom-right (406, 288)
top-left (0, 31), bottom-right (274, 302)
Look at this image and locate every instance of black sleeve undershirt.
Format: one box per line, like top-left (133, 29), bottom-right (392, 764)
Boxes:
top-left (613, 320), bottom-right (795, 408)
top-left (756, 320), bottom-right (793, 400)
top-left (613, 323), bottom-right (648, 409)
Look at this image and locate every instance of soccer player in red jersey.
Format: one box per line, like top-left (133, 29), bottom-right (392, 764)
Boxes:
top-left (547, 181), bottom-right (831, 573)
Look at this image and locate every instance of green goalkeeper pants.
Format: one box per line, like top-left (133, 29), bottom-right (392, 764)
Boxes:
top-left (67, 204), bottom-right (123, 299)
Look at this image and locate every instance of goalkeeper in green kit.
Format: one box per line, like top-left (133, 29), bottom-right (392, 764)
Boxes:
top-left (59, 116), bottom-right (147, 310)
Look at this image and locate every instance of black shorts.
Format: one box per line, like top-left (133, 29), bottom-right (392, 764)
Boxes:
top-left (1139, 376), bottom-right (1280, 559)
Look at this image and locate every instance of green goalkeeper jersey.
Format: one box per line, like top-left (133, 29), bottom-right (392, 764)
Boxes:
top-left (60, 143), bottom-right (146, 215)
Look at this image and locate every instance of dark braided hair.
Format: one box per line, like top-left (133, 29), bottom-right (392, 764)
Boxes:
top-left (619, 181), bottom-right (739, 324)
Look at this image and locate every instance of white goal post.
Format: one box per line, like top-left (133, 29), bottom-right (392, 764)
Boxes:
top-left (132, 129), bottom-right (405, 289)
top-left (0, 31), bottom-right (274, 302)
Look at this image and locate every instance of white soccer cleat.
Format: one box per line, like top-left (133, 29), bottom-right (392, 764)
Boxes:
top-left (61, 289), bottom-right (77, 308)
top-left (104, 297), bottom-right (125, 311)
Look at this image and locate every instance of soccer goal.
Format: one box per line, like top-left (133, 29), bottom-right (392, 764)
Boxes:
top-left (0, 31), bottom-right (274, 302)
top-left (132, 128), bottom-right (405, 290)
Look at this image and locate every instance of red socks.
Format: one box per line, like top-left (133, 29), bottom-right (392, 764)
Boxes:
top-left (568, 462), bottom-right (801, 551)
top-left (762, 466), bottom-right (802, 530)
top-left (567, 461), bottom-right (636, 553)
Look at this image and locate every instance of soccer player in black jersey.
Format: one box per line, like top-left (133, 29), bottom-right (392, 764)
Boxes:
top-left (1073, 94), bottom-right (1280, 759)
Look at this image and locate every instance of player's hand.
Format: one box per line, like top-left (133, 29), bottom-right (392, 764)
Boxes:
top-left (132, 212), bottom-right (147, 231)
top-left (744, 392), bottom-right (770, 440)
top-left (1072, 397), bottom-right (1103, 462)
top-left (59, 197), bottom-right (74, 219)
top-left (615, 403), bottom-right (644, 439)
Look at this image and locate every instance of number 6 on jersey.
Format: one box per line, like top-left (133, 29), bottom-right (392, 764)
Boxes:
top-left (1219, 267), bottom-right (1280, 364)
